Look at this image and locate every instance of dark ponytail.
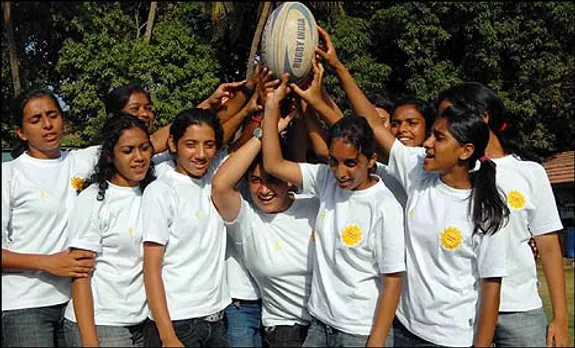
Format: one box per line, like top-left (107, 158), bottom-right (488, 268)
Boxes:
top-left (441, 104), bottom-right (510, 235)
top-left (437, 82), bottom-right (540, 162)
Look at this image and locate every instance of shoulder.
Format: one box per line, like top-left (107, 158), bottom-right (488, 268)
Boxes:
top-left (143, 176), bottom-right (173, 197)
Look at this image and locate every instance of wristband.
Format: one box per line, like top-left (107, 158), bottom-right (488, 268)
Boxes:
top-left (251, 115), bottom-right (263, 125)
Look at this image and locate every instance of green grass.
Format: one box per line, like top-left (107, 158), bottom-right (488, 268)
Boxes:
top-left (537, 259), bottom-right (574, 347)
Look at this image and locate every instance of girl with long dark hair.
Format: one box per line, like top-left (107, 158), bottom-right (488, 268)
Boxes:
top-left (63, 113), bottom-right (156, 347)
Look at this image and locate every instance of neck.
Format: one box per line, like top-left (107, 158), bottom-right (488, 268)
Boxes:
top-left (440, 166), bottom-right (472, 189)
top-left (485, 131), bottom-right (507, 158)
top-left (27, 148), bottom-right (61, 159)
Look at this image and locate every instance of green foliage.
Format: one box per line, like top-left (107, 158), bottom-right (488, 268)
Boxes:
top-left (55, 2), bottom-right (221, 144)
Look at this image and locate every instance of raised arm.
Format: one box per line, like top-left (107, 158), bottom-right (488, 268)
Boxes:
top-left (262, 74), bottom-right (304, 189)
top-left (300, 99), bottom-right (329, 163)
top-left (212, 111), bottom-right (295, 222)
top-left (221, 92), bottom-right (262, 147)
top-left (291, 58), bottom-right (343, 127)
top-left (197, 80), bottom-right (247, 122)
top-left (315, 26), bottom-right (395, 161)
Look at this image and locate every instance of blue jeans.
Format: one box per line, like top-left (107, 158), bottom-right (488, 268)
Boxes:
top-left (392, 317), bottom-right (445, 347)
top-left (493, 307), bottom-right (548, 347)
top-left (224, 300), bottom-right (262, 347)
top-left (143, 316), bottom-right (229, 347)
top-left (2, 302), bottom-right (67, 347)
top-left (63, 318), bottom-right (145, 347)
top-left (302, 317), bottom-right (378, 347)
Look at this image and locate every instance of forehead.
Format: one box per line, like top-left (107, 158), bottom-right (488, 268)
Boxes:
top-left (392, 104), bottom-right (424, 121)
top-left (116, 127), bottom-right (149, 145)
top-left (431, 117), bottom-right (450, 132)
top-left (126, 91), bottom-right (151, 105)
top-left (329, 138), bottom-right (361, 160)
top-left (180, 123), bottom-right (215, 141)
top-left (23, 95), bottom-right (60, 117)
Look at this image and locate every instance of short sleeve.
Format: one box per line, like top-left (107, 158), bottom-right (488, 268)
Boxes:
top-left (68, 186), bottom-right (104, 253)
top-left (371, 197), bottom-right (406, 274)
top-left (151, 150), bottom-right (173, 165)
top-left (139, 181), bottom-right (174, 245)
top-left (69, 146), bottom-right (100, 175)
top-left (299, 163), bottom-right (326, 198)
top-left (474, 226), bottom-right (509, 278)
top-left (207, 149), bottom-right (230, 179)
top-left (387, 139), bottom-right (426, 193)
top-left (225, 197), bottom-right (256, 245)
top-left (527, 164), bottom-right (563, 235)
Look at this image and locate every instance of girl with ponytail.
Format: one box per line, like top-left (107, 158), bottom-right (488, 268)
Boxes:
top-left (438, 82), bottom-right (569, 347)
top-left (311, 37), bottom-right (511, 343)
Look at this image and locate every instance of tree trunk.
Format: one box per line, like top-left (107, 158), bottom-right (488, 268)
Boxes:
top-left (143, 1), bottom-right (157, 44)
top-left (245, 1), bottom-right (272, 80)
top-left (3, 1), bottom-right (21, 95)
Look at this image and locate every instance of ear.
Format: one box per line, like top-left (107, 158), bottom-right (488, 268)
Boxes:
top-left (15, 127), bottom-right (27, 141)
top-left (459, 143), bottom-right (475, 161)
top-left (168, 135), bottom-right (177, 153)
top-left (482, 111), bottom-right (490, 124)
top-left (367, 152), bottom-right (378, 170)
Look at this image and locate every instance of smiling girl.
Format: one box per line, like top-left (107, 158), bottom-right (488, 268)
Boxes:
top-left (262, 75), bottom-right (405, 347)
top-left (140, 108), bottom-right (230, 347)
top-left (62, 113), bottom-right (155, 347)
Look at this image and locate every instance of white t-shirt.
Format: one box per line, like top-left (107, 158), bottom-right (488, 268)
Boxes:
top-left (299, 163), bottom-right (406, 336)
top-left (2, 147), bottom-right (99, 311)
top-left (64, 182), bottom-right (148, 325)
top-left (491, 155), bottom-right (563, 312)
top-left (375, 162), bottom-right (408, 207)
top-left (225, 238), bottom-right (260, 301)
top-left (225, 195), bottom-right (319, 327)
top-left (140, 150), bottom-right (230, 321)
top-left (387, 139), bottom-right (509, 347)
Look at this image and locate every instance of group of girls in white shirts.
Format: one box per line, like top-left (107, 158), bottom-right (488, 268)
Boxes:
top-left (2, 25), bottom-right (569, 348)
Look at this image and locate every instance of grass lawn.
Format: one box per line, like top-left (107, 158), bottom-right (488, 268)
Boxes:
top-left (537, 258), bottom-right (574, 347)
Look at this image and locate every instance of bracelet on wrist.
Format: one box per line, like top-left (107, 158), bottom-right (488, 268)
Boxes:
top-left (251, 115), bottom-right (263, 125)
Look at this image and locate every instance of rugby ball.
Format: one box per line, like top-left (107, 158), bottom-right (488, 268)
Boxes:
top-left (261, 2), bottom-right (318, 85)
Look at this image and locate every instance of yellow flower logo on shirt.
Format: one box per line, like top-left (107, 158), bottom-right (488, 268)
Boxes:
top-left (273, 241), bottom-right (282, 252)
top-left (341, 224), bottom-right (363, 247)
top-left (507, 190), bottom-right (526, 210)
top-left (128, 227), bottom-right (135, 238)
top-left (440, 226), bottom-right (463, 251)
top-left (40, 190), bottom-right (48, 199)
top-left (71, 176), bottom-right (84, 192)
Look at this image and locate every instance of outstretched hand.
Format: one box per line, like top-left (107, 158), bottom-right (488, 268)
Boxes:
top-left (315, 26), bottom-right (341, 68)
top-left (267, 73), bottom-right (292, 104)
top-left (205, 80), bottom-right (247, 109)
top-left (290, 58), bottom-right (324, 106)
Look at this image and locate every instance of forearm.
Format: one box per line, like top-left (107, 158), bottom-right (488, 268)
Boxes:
top-left (231, 117), bottom-right (260, 152)
top-left (310, 99), bottom-right (343, 127)
top-left (72, 277), bottom-right (98, 346)
top-left (144, 256), bottom-right (177, 343)
top-left (304, 110), bottom-right (329, 162)
top-left (536, 233), bottom-right (568, 322)
top-left (368, 274), bottom-right (402, 346)
top-left (262, 101), bottom-right (283, 175)
top-left (151, 124), bottom-right (170, 154)
top-left (333, 63), bottom-right (394, 158)
top-left (222, 108), bottom-right (251, 146)
top-left (2, 249), bottom-right (48, 272)
top-left (474, 277), bottom-right (502, 347)
top-left (214, 137), bottom-right (261, 193)
top-left (216, 92), bottom-right (249, 123)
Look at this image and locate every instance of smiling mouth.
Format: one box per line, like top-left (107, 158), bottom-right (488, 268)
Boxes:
top-left (44, 133), bottom-right (58, 141)
top-left (258, 194), bottom-right (276, 204)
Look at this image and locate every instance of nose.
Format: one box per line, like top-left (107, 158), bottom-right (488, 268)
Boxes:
top-left (398, 121), bottom-right (409, 134)
top-left (334, 164), bottom-right (347, 179)
top-left (41, 115), bottom-right (53, 129)
top-left (196, 146), bottom-right (206, 159)
top-left (134, 148), bottom-right (145, 161)
top-left (422, 136), bottom-right (433, 149)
